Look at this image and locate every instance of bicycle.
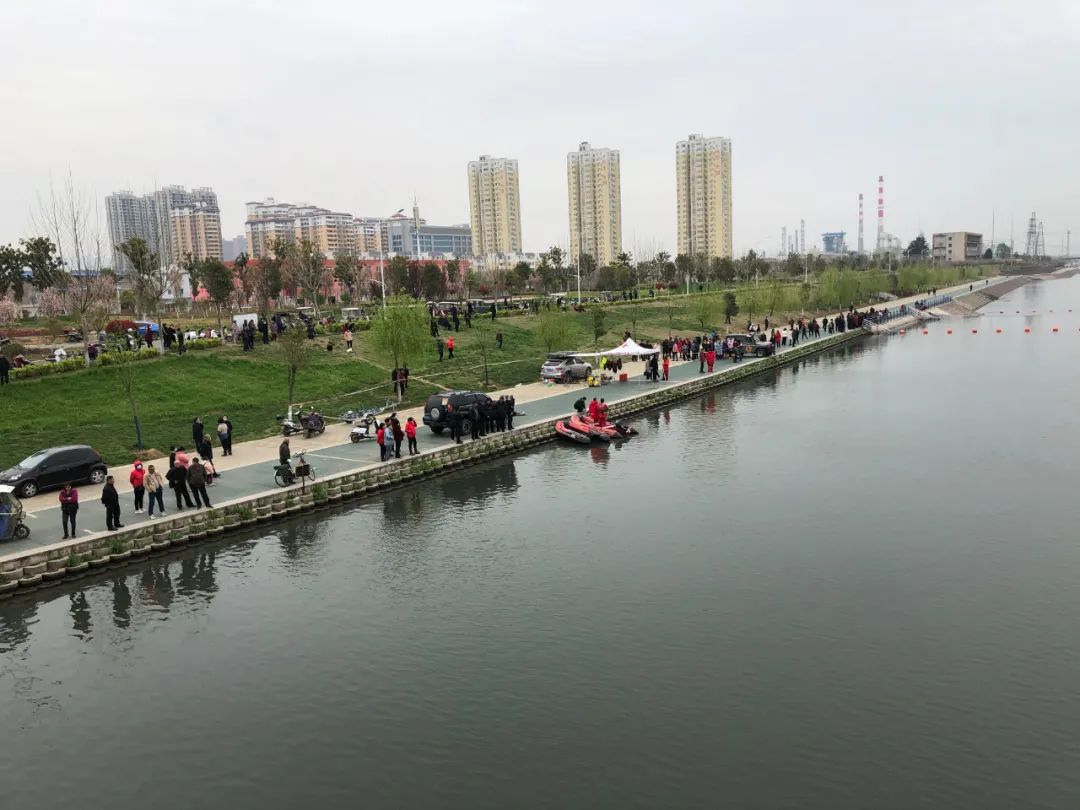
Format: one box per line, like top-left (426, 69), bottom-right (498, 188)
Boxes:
top-left (273, 450), bottom-right (317, 487)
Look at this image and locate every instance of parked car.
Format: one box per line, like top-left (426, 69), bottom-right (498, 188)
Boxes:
top-left (540, 353), bottom-right (592, 383)
top-left (0, 445), bottom-right (108, 498)
top-left (733, 334), bottom-right (775, 358)
top-left (422, 390), bottom-right (493, 435)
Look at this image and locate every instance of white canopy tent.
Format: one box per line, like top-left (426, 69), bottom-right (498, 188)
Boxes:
top-left (599, 338), bottom-right (659, 357)
top-left (568, 338), bottom-right (658, 359)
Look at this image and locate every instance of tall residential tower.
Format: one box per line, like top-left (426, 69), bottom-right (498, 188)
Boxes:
top-left (567, 141), bottom-right (622, 267)
top-left (675, 134), bottom-right (733, 259)
top-left (467, 155), bottom-right (522, 258)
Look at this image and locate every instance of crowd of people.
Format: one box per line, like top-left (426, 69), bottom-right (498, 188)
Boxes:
top-left (372, 414), bottom-right (421, 461)
top-left (445, 395), bottom-right (517, 444)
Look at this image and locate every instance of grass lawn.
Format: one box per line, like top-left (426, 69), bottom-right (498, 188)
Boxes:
top-left (0, 290), bottom-right (871, 469)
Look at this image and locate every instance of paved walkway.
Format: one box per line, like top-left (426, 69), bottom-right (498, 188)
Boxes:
top-left (4, 276), bottom-right (1004, 556)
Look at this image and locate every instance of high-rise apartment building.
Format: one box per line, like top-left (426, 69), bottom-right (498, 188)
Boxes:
top-left (105, 185), bottom-right (222, 270)
top-left (467, 155), bottom-right (522, 257)
top-left (567, 142), bottom-right (622, 267)
top-left (171, 204), bottom-right (223, 263)
top-left (675, 134), bottom-right (733, 259)
top-left (245, 199), bottom-right (358, 259)
top-left (105, 191), bottom-right (157, 272)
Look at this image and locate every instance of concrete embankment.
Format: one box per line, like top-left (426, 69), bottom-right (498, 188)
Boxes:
top-left (938, 276), bottom-right (1031, 317)
top-left (0, 328), bottom-right (869, 598)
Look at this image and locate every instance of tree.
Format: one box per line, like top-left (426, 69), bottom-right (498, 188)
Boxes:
top-left (407, 260), bottom-right (423, 298)
top-left (982, 247), bottom-right (994, 260)
top-left (277, 322), bottom-right (316, 412)
top-left (62, 273), bottom-right (116, 365)
top-left (614, 251), bottom-right (634, 270)
top-left (117, 236), bottom-right (163, 317)
top-left (0, 293), bottom-right (18, 325)
top-left (422, 262), bottom-right (446, 301)
top-left (472, 314), bottom-right (496, 386)
top-left (688, 294), bottom-right (720, 332)
top-left (37, 286), bottom-right (65, 344)
top-left (626, 297), bottom-right (644, 337)
top-left (766, 278), bottom-right (787, 315)
top-left (109, 339), bottom-right (146, 450)
top-left (722, 291), bottom-right (739, 324)
top-left (20, 237), bottom-right (65, 291)
top-left (193, 258), bottom-right (233, 337)
top-left (548, 245), bottom-right (566, 290)
top-left (905, 235), bottom-right (929, 258)
top-left (536, 254), bottom-right (557, 294)
top-left (285, 240), bottom-right (326, 312)
top-left (579, 252), bottom-right (597, 280)
top-left (368, 296), bottom-right (428, 400)
top-left (386, 255), bottom-right (409, 295)
top-left (233, 251), bottom-right (252, 305)
top-left (0, 244), bottom-right (26, 300)
top-left (445, 258), bottom-right (461, 295)
top-left (250, 245), bottom-right (285, 318)
top-left (674, 253), bottom-right (693, 290)
top-left (536, 308), bottom-right (572, 353)
top-left (715, 256), bottom-right (736, 284)
top-left (464, 269), bottom-right (479, 298)
top-left (995, 242), bottom-right (1012, 259)
top-left (512, 260), bottom-right (532, 292)
top-left (590, 305), bottom-right (608, 354)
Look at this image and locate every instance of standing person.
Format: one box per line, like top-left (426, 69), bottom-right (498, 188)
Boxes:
top-left (588, 397), bottom-right (600, 421)
top-left (506, 395), bottom-right (516, 430)
top-left (343, 327), bottom-right (354, 353)
top-left (192, 417), bottom-right (204, 448)
top-left (59, 483), bottom-right (78, 538)
top-left (217, 415), bottom-right (233, 456)
top-left (662, 355), bottom-right (670, 381)
top-left (376, 422), bottom-right (386, 461)
top-left (597, 399), bottom-right (609, 427)
top-left (452, 308), bottom-right (460, 331)
top-left (448, 405), bottom-right (463, 444)
top-left (129, 461), bottom-right (146, 514)
top-left (468, 402), bottom-right (481, 441)
top-left (167, 461), bottom-right (195, 510)
top-left (177, 330), bottom-right (186, 354)
top-left (436, 337), bottom-right (444, 362)
top-left (399, 366), bottom-right (409, 395)
top-left (101, 476), bottom-right (122, 531)
top-left (144, 464), bottom-right (165, 519)
top-left (391, 415), bottom-right (404, 459)
top-left (405, 417), bottom-right (418, 455)
top-left (382, 421), bottom-right (395, 461)
top-left (198, 435), bottom-right (218, 482)
top-left (187, 458), bottom-right (210, 508)
top-left (0, 353), bottom-right (11, 385)
top-left (496, 331), bottom-right (504, 349)
top-left (446, 335), bottom-right (455, 359)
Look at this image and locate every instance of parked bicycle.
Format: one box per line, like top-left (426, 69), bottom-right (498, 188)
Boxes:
top-left (274, 450), bottom-right (317, 487)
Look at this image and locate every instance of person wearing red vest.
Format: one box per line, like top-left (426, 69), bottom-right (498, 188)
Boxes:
top-left (446, 336), bottom-right (455, 359)
top-left (588, 397), bottom-right (599, 421)
top-left (130, 461), bottom-right (146, 513)
top-left (405, 417), bottom-right (418, 455)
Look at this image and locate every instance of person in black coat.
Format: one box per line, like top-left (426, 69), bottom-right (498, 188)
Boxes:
top-left (0, 354), bottom-right (10, 385)
top-left (166, 462), bottom-right (195, 509)
top-left (101, 476), bottom-right (122, 530)
top-left (217, 416), bottom-right (234, 456)
top-left (192, 417), bottom-right (204, 447)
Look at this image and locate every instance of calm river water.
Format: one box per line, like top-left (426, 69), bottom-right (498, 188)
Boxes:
top-left (4, 277), bottom-right (1080, 809)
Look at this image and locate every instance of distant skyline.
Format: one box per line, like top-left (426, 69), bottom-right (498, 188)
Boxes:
top-left (2, 0), bottom-right (1078, 259)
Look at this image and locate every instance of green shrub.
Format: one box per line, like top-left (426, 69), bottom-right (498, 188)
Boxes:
top-left (237, 505), bottom-right (255, 521)
top-left (108, 537), bottom-right (127, 554)
top-left (312, 483), bottom-right (328, 501)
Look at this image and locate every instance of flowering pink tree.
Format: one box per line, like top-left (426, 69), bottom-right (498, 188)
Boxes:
top-left (37, 286), bottom-right (66, 343)
top-left (0, 292), bottom-right (19, 326)
top-left (63, 275), bottom-right (115, 364)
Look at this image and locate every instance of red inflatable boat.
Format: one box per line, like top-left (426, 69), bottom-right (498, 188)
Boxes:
top-left (555, 420), bottom-right (591, 443)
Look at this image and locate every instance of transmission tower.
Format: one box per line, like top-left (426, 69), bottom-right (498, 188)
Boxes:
top-left (1024, 212), bottom-right (1039, 257)
top-left (1037, 221), bottom-right (1046, 259)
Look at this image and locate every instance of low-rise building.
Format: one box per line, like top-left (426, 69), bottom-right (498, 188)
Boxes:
top-left (933, 232), bottom-right (983, 263)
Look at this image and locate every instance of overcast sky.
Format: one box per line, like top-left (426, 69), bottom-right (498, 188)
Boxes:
top-left (2, 0), bottom-right (1078, 258)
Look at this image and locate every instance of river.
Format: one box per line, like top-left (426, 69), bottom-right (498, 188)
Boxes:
top-left (3, 277), bottom-right (1080, 809)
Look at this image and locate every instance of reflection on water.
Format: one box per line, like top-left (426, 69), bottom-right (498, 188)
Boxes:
top-left (4, 279), bottom-right (1080, 809)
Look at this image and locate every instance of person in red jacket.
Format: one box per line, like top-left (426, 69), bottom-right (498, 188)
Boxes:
top-left (375, 423), bottom-right (386, 462)
top-left (405, 417), bottom-right (418, 455)
top-left (588, 397), bottom-right (599, 421)
top-left (446, 335), bottom-right (455, 359)
top-left (597, 398), bottom-right (609, 427)
top-left (58, 483), bottom-right (79, 539)
top-left (662, 356), bottom-right (670, 381)
top-left (129, 461), bottom-right (146, 513)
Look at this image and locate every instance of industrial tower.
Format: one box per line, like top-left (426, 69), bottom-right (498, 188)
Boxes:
top-left (1024, 212), bottom-right (1039, 258)
top-left (876, 176), bottom-right (884, 250)
top-left (858, 193), bottom-right (864, 255)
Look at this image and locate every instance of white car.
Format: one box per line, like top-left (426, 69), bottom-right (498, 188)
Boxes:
top-left (541, 354), bottom-right (592, 382)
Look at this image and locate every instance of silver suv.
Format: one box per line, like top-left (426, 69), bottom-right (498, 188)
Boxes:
top-left (540, 353), bottom-right (592, 383)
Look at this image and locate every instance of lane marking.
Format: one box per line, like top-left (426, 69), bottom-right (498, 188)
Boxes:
top-left (306, 452), bottom-right (370, 464)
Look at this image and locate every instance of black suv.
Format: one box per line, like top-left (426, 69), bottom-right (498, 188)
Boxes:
top-left (423, 391), bottom-right (492, 435)
top-left (0, 445), bottom-right (108, 498)
top-left (730, 334), bottom-right (775, 358)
